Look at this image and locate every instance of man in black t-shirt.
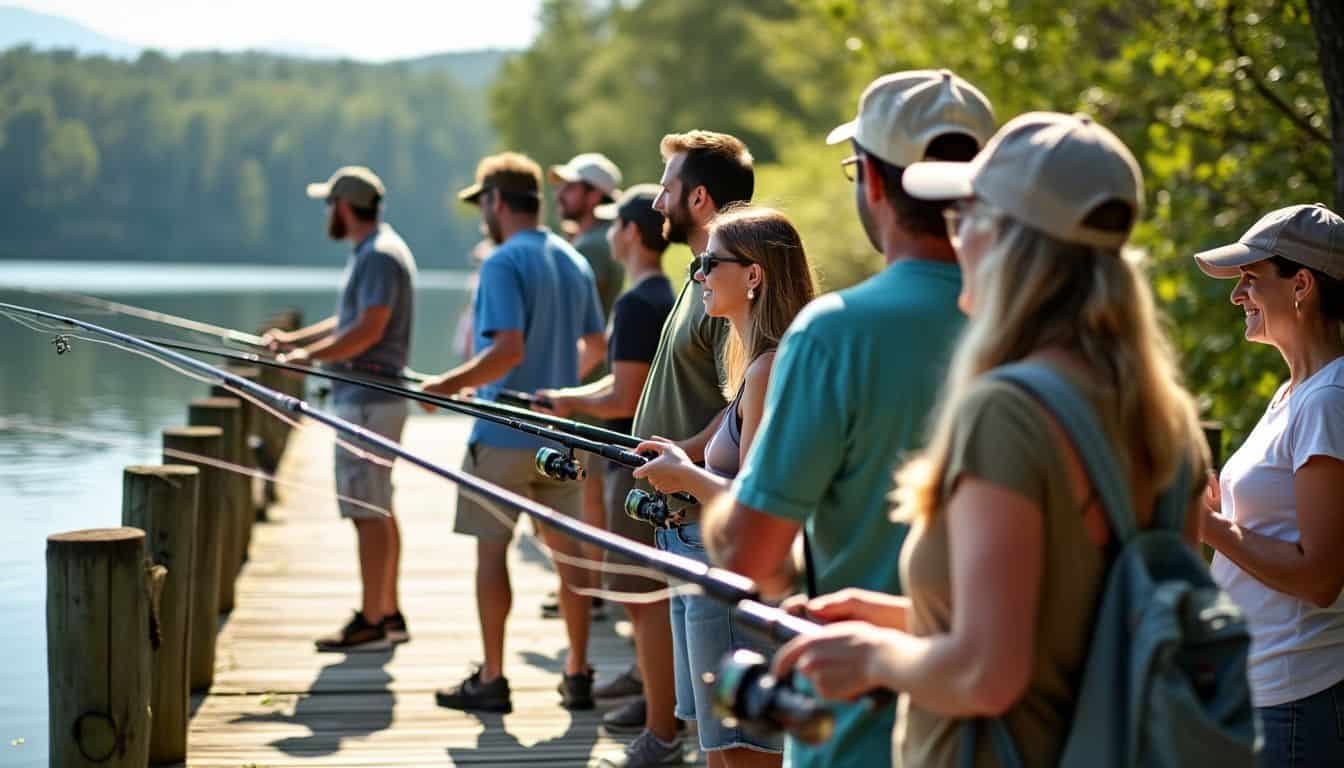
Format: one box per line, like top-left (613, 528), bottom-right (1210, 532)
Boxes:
top-left (536, 185), bottom-right (683, 764)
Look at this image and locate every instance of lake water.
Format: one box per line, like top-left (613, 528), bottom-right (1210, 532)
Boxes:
top-left (0, 261), bottom-right (470, 765)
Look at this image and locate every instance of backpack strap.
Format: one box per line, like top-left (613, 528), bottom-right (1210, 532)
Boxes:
top-left (989, 362), bottom-right (1138, 542)
top-left (959, 717), bottom-right (1023, 768)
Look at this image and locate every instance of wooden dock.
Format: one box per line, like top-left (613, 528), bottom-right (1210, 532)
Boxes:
top-left (187, 413), bottom-right (702, 767)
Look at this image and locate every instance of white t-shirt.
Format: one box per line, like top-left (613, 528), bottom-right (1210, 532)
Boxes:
top-left (1211, 356), bottom-right (1344, 707)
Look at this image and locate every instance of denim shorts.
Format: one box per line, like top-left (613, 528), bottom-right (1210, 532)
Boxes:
top-left (656, 521), bottom-right (783, 754)
top-left (333, 399), bottom-right (407, 520)
top-left (1258, 676), bottom-right (1344, 767)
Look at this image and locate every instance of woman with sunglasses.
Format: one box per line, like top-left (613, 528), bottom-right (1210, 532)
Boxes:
top-left (767, 113), bottom-right (1211, 766)
top-left (632, 205), bottom-right (816, 767)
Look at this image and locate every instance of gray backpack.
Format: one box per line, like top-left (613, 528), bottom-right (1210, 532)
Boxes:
top-left (959, 362), bottom-right (1257, 767)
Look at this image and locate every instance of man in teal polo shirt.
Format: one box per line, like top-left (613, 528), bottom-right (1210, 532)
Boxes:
top-left (701, 70), bottom-right (996, 767)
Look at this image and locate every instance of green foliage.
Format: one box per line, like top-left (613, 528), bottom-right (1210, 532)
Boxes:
top-left (490, 0), bottom-right (1333, 442)
top-left (0, 48), bottom-right (497, 267)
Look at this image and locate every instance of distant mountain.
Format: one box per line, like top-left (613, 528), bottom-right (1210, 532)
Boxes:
top-left (398, 49), bottom-right (513, 90)
top-left (0, 5), bottom-right (139, 58)
top-left (0, 5), bottom-right (515, 90)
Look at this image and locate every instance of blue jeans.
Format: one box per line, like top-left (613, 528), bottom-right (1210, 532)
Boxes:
top-left (656, 522), bottom-right (783, 754)
top-left (1258, 677), bottom-right (1344, 767)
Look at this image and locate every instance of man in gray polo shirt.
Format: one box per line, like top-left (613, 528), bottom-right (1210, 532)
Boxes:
top-left (267, 165), bottom-right (417, 652)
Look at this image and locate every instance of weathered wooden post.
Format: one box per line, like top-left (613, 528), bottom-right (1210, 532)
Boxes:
top-left (256, 364), bottom-right (289, 511)
top-left (47, 527), bottom-right (156, 767)
top-left (201, 390), bottom-right (247, 613)
top-left (215, 364), bottom-right (261, 563)
top-left (122, 464), bottom-right (198, 765)
top-left (163, 420), bottom-right (225, 691)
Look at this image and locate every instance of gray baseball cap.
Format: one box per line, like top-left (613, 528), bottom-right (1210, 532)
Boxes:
top-left (1194, 203), bottom-right (1344, 281)
top-left (903, 112), bottom-right (1142, 250)
top-left (549, 152), bottom-right (623, 199)
top-left (826, 69), bottom-right (995, 167)
top-left (305, 166), bottom-right (385, 207)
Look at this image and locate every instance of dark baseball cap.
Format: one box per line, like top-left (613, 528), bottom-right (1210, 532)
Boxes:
top-left (595, 184), bottom-right (664, 232)
top-left (458, 152), bottom-right (543, 207)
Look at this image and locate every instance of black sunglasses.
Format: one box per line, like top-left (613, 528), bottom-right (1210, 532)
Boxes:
top-left (696, 251), bottom-right (754, 276)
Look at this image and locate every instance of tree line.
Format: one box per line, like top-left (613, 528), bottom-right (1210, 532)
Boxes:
top-left (0, 48), bottom-right (497, 268)
top-left (489, 0), bottom-right (1339, 440)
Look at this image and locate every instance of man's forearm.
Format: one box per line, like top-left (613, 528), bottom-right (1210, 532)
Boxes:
top-left (434, 344), bottom-right (521, 392)
top-left (307, 322), bottom-right (380, 362)
top-left (290, 315), bottom-right (338, 344)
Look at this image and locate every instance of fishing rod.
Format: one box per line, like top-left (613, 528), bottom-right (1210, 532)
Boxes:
top-left (27, 313), bottom-right (696, 517)
top-left (0, 299), bottom-right (869, 744)
top-left (20, 287), bottom-right (271, 348)
top-left (134, 333), bottom-right (429, 385)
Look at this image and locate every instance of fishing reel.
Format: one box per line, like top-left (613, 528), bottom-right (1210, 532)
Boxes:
top-left (624, 488), bottom-right (682, 529)
top-left (709, 649), bottom-right (834, 745)
top-left (535, 447), bottom-right (586, 482)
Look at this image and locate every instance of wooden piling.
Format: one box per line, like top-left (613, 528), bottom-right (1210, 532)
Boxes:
top-left (189, 398), bottom-right (245, 613)
top-left (122, 464), bottom-right (198, 765)
top-left (216, 364), bottom-right (261, 561)
top-left (47, 527), bottom-right (155, 768)
top-left (163, 420), bottom-right (225, 691)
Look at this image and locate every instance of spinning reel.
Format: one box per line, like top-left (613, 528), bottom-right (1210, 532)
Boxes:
top-left (534, 447), bottom-right (586, 482)
top-left (709, 649), bottom-right (834, 745)
top-left (624, 488), bottom-right (684, 529)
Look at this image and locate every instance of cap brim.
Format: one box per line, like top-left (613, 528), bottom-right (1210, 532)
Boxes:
top-left (458, 183), bottom-right (485, 205)
top-left (901, 161), bottom-right (975, 201)
top-left (594, 202), bottom-right (619, 220)
top-left (1193, 242), bottom-right (1267, 279)
top-left (305, 182), bottom-right (331, 200)
top-left (825, 119), bottom-right (857, 146)
top-left (549, 165), bottom-right (580, 184)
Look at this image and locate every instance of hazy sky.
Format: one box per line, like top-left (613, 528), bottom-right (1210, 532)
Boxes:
top-left (11, 0), bottom-right (542, 59)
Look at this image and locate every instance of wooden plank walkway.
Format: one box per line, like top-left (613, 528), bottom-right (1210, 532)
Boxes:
top-left (187, 413), bottom-right (704, 767)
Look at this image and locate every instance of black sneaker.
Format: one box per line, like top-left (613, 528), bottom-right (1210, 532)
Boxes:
top-left (601, 697), bottom-right (647, 735)
top-left (558, 667), bottom-right (596, 710)
top-left (314, 611), bottom-right (391, 653)
top-left (435, 668), bottom-right (513, 713)
top-left (602, 698), bottom-right (687, 737)
top-left (382, 611), bottom-right (410, 644)
top-left (595, 664), bottom-right (644, 700)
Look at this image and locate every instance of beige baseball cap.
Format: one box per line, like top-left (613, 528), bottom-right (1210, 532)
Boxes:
top-left (826, 69), bottom-right (996, 167)
top-left (903, 112), bottom-right (1142, 249)
top-left (1194, 204), bottom-right (1344, 281)
top-left (549, 152), bottom-right (623, 199)
top-left (305, 166), bottom-right (385, 207)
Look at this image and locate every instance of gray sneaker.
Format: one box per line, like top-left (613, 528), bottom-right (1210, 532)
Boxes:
top-left (597, 729), bottom-right (685, 767)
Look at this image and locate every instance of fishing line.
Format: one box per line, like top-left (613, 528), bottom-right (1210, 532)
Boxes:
top-left (0, 416), bottom-right (393, 518)
top-left (1, 308), bottom-right (396, 470)
top-left (2, 307), bottom-right (690, 596)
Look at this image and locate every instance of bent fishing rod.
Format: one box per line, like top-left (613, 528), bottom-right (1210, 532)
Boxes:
top-left (0, 299), bottom-right (862, 743)
top-left (26, 314), bottom-right (692, 513)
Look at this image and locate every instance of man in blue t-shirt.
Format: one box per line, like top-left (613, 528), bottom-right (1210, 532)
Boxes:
top-left (267, 165), bottom-right (417, 653)
top-left (422, 152), bottom-right (607, 714)
top-left (701, 71), bottom-right (996, 767)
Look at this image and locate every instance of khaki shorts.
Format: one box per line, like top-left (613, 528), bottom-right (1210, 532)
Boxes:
top-left (453, 442), bottom-right (584, 542)
top-left (333, 400), bottom-right (407, 520)
top-left (602, 463), bottom-right (665, 595)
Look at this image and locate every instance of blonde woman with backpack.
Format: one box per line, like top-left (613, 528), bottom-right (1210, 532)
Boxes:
top-left (769, 113), bottom-right (1225, 766)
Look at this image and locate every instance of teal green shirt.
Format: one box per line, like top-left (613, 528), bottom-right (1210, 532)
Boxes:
top-left (731, 259), bottom-right (965, 768)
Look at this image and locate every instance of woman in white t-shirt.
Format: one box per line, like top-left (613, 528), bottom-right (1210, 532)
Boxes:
top-left (1194, 203), bottom-right (1344, 767)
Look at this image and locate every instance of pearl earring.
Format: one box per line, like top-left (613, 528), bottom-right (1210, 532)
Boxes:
top-left (748, 287), bottom-right (755, 300)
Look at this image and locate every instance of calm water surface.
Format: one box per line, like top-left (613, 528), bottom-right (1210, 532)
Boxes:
top-left (0, 261), bottom-right (469, 765)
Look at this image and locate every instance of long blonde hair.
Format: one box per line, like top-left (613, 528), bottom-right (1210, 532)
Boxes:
top-left (895, 217), bottom-right (1208, 522)
top-left (709, 206), bottom-right (817, 396)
